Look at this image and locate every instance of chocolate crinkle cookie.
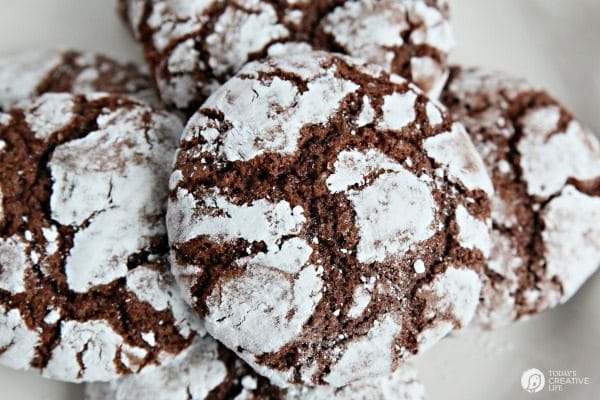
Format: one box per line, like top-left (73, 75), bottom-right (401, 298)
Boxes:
top-left (167, 51), bottom-right (493, 387)
top-left (84, 335), bottom-right (425, 400)
top-left (0, 93), bottom-right (202, 382)
top-left (0, 49), bottom-right (159, 111)
top-left (118, 0), bottom-right (454, 111)
top-left (443, 67), bottom-right (600, 329)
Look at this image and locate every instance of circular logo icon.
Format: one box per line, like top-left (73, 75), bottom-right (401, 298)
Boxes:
top-left (521, 368), bottom-right (545, 393)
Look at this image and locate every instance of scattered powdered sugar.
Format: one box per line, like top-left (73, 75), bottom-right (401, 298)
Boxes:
top-left (43, 308), bottom-right (62, 325)
top-left (167, 39), bottom-right (200, 76)
top-left (324, 314), bottom-right (401, 387)
top-left (413, 259), bottom-right (426, 274)
top-left (0, 235), bottom-right (30, 294)
top-left (327, 149), bottom-right (437, 263)
top-left (156, 66), bottom-right (200, 109)
top-left (49, 104), bottom-right (179, 292)
top-left (24, 93), bottom-right (76, 141)
top-left (42, 225), bottom-right (59, 255)
top-left (141, 332), bottom-right (156, 347)
top-left (44, 320), bottom-right (146, 381)
top-left (518, 106), bottom-right (600, 197)
top-left (542, 185), bottom-right (600, 300)
top-left (455, 205), bottom-right (491, 257)
top-left (447, 68), bottom-right (531, 113)
top-left (424, 123), bottom-right (494, 195)
top-left (0, 306), bottom-right (40, 370)
top-left (378, 91), bottom-right (417, 131)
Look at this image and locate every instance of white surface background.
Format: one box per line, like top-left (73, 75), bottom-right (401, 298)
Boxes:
top-left (0, 1), bottom-right (598, 399)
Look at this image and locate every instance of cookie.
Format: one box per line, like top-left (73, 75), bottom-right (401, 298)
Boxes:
top-left (0, 49), bottom-right (158, 111)
top-left (118, 0), bottom-right (454, 111)
top-left (442, 67), bottom-right (600, 329)
top-left (0, 93), bottom-right (202, 382)
top-left (167, 51), bottom-right (493, 387)
top-left (84, 335), bottom-right (425, 400)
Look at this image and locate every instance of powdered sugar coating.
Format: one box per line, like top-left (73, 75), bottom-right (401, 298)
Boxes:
top-left (319, 0), bottom-right (454, 98)
top-left (85, 335), bottom-right (426, 400)
top-left (327, 149), bottom-right (437, 263)
top-left (24, 93), bottom-right (76, 140)
top-left (0, 306), bottom-right (40, 370)
top-left (0, 49), bottom-right (158, 110)
top-left (0, 93), bottom-right (202, 382)
top-left (542, 186), bottom-right (600, 299)
top-left (44, 320), bottom-right (147, 381)
top-left (456, 205), bottom-right (492, 258)
top-left (423, 123), bottom-right (494, 195)
top-left (324, 315), bottom-right (401, 386)
top-left (444, 67), bottom-right (600, 328)
top-left (205, 2), bottom-right (288, 77)
top-left (518, 107), bottom-right (600, 197)
top-left (49, 105), bottom-right (176, 292)
top-left (188, 70), bottom-right (358, 162)
top-left (0, 236), bottom-right (30, 294)
top-left (119, 0), bottom-right (454, 111)
top-left (168, 52), bottom-right (491, 386)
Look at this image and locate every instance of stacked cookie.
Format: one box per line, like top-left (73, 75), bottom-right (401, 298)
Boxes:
top-left (0, 1), bottom-right (598, 399)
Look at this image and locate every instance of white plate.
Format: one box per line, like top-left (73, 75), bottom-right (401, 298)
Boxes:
top-left (0, 1), bottom-right (598, 399)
